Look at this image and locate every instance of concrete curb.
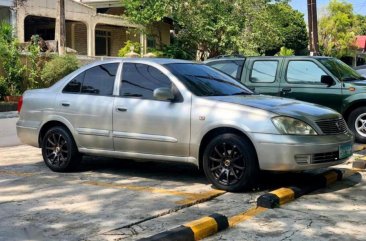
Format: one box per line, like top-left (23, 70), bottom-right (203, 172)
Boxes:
top-left (138, 213), bottom-right (228, 241)
top-left (0, 111), bottom-right (18, 119)
top-left (138, 169), bottom-right (353, 241)
top-left (257, 169), bottom-right (343, 208)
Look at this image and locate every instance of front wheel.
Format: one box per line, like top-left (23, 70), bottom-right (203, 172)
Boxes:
top-left (42, 126), bottom-right (81, 172)
top-left (347, 107), bottom-right (366, 143)
top-left (203, 133), bottom-right (259, 192)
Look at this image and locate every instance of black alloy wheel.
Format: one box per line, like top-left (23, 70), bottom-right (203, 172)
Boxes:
top-left (203, 133), bottom-right (259, 192)
top-left (42, 126), bottom-right (80, 172)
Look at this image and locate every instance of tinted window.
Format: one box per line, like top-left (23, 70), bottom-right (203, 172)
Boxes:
top-left (250, 61), bottom-right (278, 83)
top-left (287, 61), bottom-right (326, 84)
top-left (209, 60), bottom-right (242, 79)
top-left (81, 63), bottom-right (118, 95)
top-left (121, 63), bottom-right (171, 99)
top-left (63, 72), bottom-right (84, 93)
top-left (165, 63), bottom-right (252, 96)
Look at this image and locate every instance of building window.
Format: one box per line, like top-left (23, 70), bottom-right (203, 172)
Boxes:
top-left (147, 36), bottom-right (156, 49)
top-left (95, 30), bottom-right (112, 56)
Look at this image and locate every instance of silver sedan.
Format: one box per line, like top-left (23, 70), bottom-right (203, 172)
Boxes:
top-left (17, 58), bottom-right (354, 191)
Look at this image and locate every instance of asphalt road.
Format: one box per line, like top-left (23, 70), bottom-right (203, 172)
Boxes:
top-left (0, 117), bottom-right (21, 147)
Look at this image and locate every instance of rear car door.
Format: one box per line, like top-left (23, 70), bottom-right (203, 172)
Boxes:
top-left (58, 62), bottom-right (119, 150)
top-left (241, 58), bottom-right (282, 95)
top-left (112, 62), bottom-right (191, 157)
top-left (279, 59), bottom-right (342, 111)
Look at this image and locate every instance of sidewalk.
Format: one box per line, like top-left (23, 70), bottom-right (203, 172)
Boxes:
top-left (0, 111), bottom-right (18, 119)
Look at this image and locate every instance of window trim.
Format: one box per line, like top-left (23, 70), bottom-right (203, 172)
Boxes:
top-left (285, 60), bottom-right (328, 85)
top-left (249, 60), bottom-right (279, 83)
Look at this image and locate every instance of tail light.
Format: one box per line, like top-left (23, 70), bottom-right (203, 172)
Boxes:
top-left (17, 96), bottom-right (23, 113)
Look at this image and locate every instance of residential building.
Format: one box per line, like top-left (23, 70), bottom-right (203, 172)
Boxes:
top-left (1, 0), bottom-right (171, 57)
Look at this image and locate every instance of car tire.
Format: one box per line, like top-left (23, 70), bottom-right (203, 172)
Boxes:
top-left (42, 126), bottom-right (81, 172)
top-left (203, 133), bottom-right (259, 192)
top-left (347, 107), bottom-right (366, 143)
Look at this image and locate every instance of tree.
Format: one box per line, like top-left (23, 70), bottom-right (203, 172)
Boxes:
top-left (319, 0), bottom-right (359, 58)
top-left (268, 2), bottom-right (308, 54)
top-left (122, 0), bottom-right (307, 59)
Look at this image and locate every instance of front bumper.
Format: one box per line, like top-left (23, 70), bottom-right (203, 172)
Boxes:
top-left (252, 132), bottom-right (354, 171)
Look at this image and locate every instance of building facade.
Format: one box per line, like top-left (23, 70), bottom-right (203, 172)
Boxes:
top-left (1, 0), bottom-right (171, 57)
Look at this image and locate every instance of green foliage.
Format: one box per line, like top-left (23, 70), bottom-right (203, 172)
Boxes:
top-left (25, 35), bottom-right (43, 89)
top-left (276, 47), bottom-right (295, 56)
top-left (118, 40), bottom-right (141, 57)
top-left (355, 15), bottom-right (366, 35)
top-left (41, 55), bottom-right (79, 87)
top-left (319, 0), bottom-right (359, 58)
top-left (0, 22), bottom-right (25, 97)
top-left (122, 0), bottom-right (307, 58)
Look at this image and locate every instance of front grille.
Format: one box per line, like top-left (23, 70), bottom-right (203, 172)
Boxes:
top-left (315, 118), bottom-right (348, 135)
top-left (312, 151), bottom-right (339, 163)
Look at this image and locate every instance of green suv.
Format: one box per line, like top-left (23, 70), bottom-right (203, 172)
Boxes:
top-left (205, 56), bottom-right (366, 142)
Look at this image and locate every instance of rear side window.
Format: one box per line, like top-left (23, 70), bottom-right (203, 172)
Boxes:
top-left (120, 63), bottom-right (171, 99)
top-left (81, 64), bottom-right (118, 95)
top-left (250, 61), bottom-right (278, 83)
top-left (63, 63), bottom-right (118, 95)
top-left (63, 72), bottom-right (84, 93)
top-left (286, 61), bottom-right (326, 84)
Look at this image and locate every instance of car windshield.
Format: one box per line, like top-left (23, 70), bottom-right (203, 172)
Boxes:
top-left (319, 58), bottom-right (366, 81)
top-left (164, 63), bottom-right (252, 96)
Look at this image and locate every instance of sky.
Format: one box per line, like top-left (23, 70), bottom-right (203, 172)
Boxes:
top-left (289, 0), bottom-right (366, 19)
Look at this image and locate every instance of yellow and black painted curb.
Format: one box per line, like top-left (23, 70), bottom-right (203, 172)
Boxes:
top-left (138, 213), bottom-right (228, 241)
top-left (257, 169), bottom-right (343, 208)
top-left (139, 169), bottom-right (351, 240)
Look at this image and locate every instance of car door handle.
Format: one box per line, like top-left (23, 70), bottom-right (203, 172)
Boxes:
top-left (61, 103), bottom-right (70, 107)
top-left (281, 87), bottom-right (292, 94)
top-left (116, 107), bottom-right (127, 112)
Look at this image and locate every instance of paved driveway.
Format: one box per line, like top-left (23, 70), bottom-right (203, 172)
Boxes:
top-left (0, 145), bottom-right (365, 241)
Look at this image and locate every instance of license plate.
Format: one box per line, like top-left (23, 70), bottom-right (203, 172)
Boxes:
top-left (339, 143), bottom-right (353, 159)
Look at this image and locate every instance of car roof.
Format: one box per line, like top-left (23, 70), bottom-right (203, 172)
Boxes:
top-left (90, 58), bottom-right (195, 65)
top-left (204, 55), bottom-right (333, 63)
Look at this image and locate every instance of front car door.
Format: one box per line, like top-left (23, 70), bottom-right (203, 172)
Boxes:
top-left (241, 58), bottom-right (282, 95)
top-left (58, 62), bottom-right (119, 150)
top-left (112, 62), bottom-right (191, 157)
top-left (279, 59), bottom-right (342, 111)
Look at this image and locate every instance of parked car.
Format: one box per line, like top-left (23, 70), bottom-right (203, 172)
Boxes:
top-left (17, 58), bottom-right (353, 191)
top-left (354, 65), bottom-right (366, 78)
top-left (206, 56), bottom-right (366, 143)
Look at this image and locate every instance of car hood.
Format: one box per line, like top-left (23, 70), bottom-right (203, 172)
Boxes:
top-left (206, 95), bottom-right (341, 121)
top-left (346, 79), bottom-right (366, 86)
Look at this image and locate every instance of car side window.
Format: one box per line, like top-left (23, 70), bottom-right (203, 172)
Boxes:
top-left (250, 61), bottom-right (278, 83)
top-left (80, 63), bottom-right (118, 96)
top-left (209, 61), bottom-right (241, 79)
top-left (286, 61), bottom-right (327, 84)
top-left (120, 63), bottom-right (171, 99)
top-left (63, 72), bottom-right (84, 93)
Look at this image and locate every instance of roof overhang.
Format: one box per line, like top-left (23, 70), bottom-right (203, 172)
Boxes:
top-left (79, 0), bottom-right (122, 8)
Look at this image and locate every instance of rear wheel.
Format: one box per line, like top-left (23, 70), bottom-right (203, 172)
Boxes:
top-left (203, 133), bottom-right (259, 192)
top-left (42, 126), bottom-right (81, 172)
top-left (347, 107), bottom-right (366, 143)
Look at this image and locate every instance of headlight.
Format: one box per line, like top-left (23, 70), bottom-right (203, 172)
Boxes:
top-left (272, 116), bottom-right (318, 135)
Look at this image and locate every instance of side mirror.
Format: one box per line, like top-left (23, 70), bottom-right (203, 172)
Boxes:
top-left (153, 87), bottom-right (175, 101)
top-left (321, 75), bottom-right (335, 87)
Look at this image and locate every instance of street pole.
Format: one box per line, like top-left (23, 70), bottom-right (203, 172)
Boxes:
top-left (307, 0), bottom-right (319, 56)
top-left (56, 0), bottom-right (66, 55)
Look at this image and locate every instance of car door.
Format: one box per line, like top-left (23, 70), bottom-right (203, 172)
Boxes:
top-left (241, 58), bottom-right (282, 95)
top-left (58, 62), bottom-right (119, 150)
top-left (112, 62), bottom-right (191, 157)
top-left (279, 59), bottom-right (342, 111)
